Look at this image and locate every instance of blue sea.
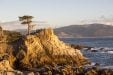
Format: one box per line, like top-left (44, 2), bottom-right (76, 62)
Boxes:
top-left (61, 38), bottom-right (113, 69)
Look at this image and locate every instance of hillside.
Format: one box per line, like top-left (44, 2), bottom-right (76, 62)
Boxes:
top-left (55, 23), bottom-right (113, 38)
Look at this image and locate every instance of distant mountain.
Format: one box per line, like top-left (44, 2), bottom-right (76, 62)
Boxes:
top-left (55, 23), bottom-right (113, 38)
top-left (1, 21), bottom-right (113, 38)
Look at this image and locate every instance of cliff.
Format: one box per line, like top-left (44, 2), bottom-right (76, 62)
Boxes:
top-left (0, 28), bottom-right (87, 74)
top-left (15, 28), bottom-right (86, 69)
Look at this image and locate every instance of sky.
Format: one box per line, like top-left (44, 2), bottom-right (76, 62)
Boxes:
top-left (0, 0), bottom-right (113, 27)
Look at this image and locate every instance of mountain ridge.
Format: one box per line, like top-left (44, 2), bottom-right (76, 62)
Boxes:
top-left (55, 23), bottom-right (113, 38)
top-left (1, 21), bottom-right (113, 37)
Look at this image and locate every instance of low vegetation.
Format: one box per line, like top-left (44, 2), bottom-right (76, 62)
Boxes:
top-left (4, 30), bottom-right (22, 42)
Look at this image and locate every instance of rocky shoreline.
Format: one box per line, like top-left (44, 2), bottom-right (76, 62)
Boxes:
top-left (0, 28), bottom-right (113, 75)
top-left (0, 58), bottom-right (113, 75)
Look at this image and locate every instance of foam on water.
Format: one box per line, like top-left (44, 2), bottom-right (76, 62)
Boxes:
top-left (61, 38), bottom-right (113, 69)
top-left (101, 66), bottom-right (113, 69)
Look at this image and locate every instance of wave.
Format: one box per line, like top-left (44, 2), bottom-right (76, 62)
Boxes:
top-left (83, 47), bottom-right (113, 54)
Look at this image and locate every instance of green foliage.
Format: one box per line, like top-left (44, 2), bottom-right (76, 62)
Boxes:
top-left (4, 30), bottom-right (22, 42)
top-left (19, 15), bottom-right (35, 35)
top-left (19, 15), bottom-right (33, 21)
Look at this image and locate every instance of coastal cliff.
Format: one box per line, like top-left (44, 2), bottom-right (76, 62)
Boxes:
top-left (15, 28), bottom-right (86, 69)
top-left (0, 28), bottom-right (87, 75)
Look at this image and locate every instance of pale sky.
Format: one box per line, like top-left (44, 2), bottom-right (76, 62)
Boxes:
top-left (0, 0), bottom-right (113, 27)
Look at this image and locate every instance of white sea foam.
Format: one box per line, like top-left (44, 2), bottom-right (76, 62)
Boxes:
top-left (100, 66), bottom-right (113, 69)
top-left (107, 51), bottom-right (113, 54)
top-left (86, 47), bottom-right (113, 54)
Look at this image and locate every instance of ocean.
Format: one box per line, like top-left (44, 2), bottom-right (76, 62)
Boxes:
top-left (61, 38), bottom-right (113, 69)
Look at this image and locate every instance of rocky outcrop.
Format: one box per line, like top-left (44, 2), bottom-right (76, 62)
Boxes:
top-left (0, 28), bottom-right (88, 75)
top-left (1, 28), bottom-right (113, 75)
top-left (15, 28), bottom-right (87, 69)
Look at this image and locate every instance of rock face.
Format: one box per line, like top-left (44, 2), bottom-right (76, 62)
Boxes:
top-left (15, 28), bottom-right (86, 69)
top-left (0, 60), bottom-right (13, 71)
top-left (0, 28), bottom-right (87, 75)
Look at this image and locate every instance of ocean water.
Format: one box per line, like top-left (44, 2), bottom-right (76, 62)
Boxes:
top-left (61, 38), bottom-right (113, 69)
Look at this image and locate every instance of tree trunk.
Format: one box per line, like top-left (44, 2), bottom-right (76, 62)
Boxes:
top-left (28, 24), bottom-right (30, 35)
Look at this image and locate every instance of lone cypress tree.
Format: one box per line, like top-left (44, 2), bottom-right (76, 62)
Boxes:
top-left (19, 15), bottom-right (35, 35)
